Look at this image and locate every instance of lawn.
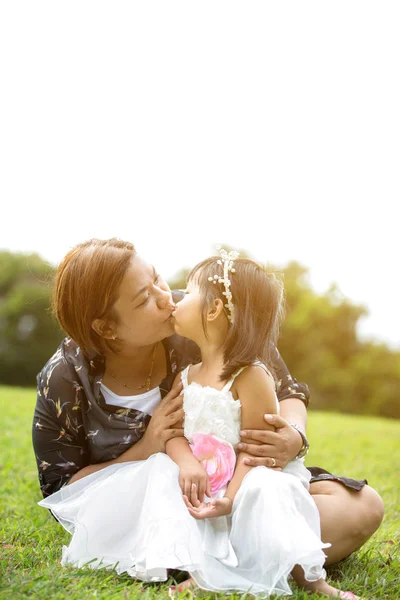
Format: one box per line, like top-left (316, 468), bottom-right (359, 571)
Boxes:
top-left (0, 385), bottom-right (399, 599)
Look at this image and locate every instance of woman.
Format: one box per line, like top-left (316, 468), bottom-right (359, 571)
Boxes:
top-left (32, 237), bottom-right (384, 567)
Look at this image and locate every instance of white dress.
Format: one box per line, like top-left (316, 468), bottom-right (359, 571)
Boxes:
top-left (39, 363), bottom-right (330, 597)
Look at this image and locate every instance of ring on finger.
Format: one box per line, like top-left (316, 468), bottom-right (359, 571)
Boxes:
top-left (270, 457), bottom-right (276, 468)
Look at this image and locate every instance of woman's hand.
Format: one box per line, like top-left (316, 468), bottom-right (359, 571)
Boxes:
top-left (139, 381), bottom-right (185, 455)
top-left (179, 460), bottom-right (211, 504)
top-left (237, 414), bottom-right (303, 470)
top-left (183, 494), bottom-right (232, 520)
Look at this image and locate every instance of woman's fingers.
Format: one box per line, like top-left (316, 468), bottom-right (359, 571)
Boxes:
top-left (263, 414), bottom-right (289, 429)
top-left (163, 393), bottom-right (184, 416)
top-left (168, 408), bottom-right (185, 425)
top-left (164, 428), bottom-right (185, 442)
top-left (240, 429), bottom-right (280, 444)
top-left (243, 455), bottom-right (283, 468)
top-left (161, 380), bottom-right (183, 402)
top-left (238, 442), bottom-right (276, 457)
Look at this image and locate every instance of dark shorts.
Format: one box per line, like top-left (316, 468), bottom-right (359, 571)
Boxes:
top-left (307, 466), bottom-right (368, 491)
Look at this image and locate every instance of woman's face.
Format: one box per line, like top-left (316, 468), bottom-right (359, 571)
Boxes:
top-left (112, 255), bottom-right (175, 347)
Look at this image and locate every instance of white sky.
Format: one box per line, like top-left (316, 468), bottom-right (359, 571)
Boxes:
top-left (1, 1), bottom-right (399, 348)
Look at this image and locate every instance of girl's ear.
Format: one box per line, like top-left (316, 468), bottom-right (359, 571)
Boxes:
top-left (207, 298), bottom-right (225, 322)
top-left (92, 318), bottom-right (117, 340)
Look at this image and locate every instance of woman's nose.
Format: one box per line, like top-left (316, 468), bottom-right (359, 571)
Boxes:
top-left (156, 288), bottom-right (173, 310)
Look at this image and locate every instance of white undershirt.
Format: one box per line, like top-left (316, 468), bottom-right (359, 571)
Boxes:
top-left (100, 383), bottom-right (161, 415)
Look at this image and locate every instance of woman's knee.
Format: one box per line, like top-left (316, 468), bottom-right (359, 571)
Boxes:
top-left (311, 480), bottom-right (384, 542)
top-left (356, 485), bottom-right (385, 537)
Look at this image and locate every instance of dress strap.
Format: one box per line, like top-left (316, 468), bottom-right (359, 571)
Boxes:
top-left (252, 360), bottom-right (275, 382)
top-left (221, 366), bottom-right (248, 393)
top-left (222, 361), bottom-right (274, 393)
top-left (180, 365), bottom-right (191, 388)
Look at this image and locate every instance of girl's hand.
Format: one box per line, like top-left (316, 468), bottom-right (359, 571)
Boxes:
top-left (140, 381), bottom-right (185, 455)
top-left (183, 494), bottom-right (233, 520)
top-left (179, 462), bottom-right (211, 504)
top-left (237, 414), bottom-right (303, 469)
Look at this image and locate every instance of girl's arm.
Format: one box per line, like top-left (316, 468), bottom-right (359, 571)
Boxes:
top-left (225, 365), bottom-right (279, 503)
top-left (165, 373), bottom-right (193, 464)
top-left (165, 373), bottom-right (211, 502)
top-left (185, 365), bottom-right (279, 520)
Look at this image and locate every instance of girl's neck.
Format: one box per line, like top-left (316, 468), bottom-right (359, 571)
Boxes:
top-left (195, 341), bottom-right (225, 379)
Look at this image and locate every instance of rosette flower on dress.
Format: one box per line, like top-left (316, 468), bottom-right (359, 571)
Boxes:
top-left (190, 433), bottom-right (236, 493)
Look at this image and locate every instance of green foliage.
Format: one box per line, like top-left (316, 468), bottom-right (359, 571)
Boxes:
top-left (1, 248), bottom-right (399, 417)
top-left (0, 251), bottom-right (64, 386)
top-left (1, 386), bottom-right (399, 599)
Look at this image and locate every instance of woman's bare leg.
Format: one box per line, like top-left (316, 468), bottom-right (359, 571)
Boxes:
top-left (309, 481), bottom-right (384, 565)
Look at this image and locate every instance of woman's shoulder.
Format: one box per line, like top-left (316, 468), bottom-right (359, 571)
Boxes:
top-left (37, 337), bottom-right (98, 390)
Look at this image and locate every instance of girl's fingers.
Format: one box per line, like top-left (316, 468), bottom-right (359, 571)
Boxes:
top-left (206, 479), bottom-right (211, 498)
top-left (190, 483), bottom-right (199, 506)
top-left (183, 495), bottom-right (194, 510)
top-left (184, 479), bottom-right (192, 500)
top-left (198, 480), bottom-right (205, 503)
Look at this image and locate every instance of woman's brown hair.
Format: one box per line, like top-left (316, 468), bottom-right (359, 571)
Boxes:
top-left (52, 238), bottom-right (136, 355)
top-left (187, 256), bottom-right (284, 382)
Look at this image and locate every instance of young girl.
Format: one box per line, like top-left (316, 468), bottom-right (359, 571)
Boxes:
top-left (39, 250), bottom-right (362, 599)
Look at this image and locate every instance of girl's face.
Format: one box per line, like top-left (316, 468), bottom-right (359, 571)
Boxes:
top-left (112, 255), bottom-right (175, 347)
top-left (172, 279), bottom-right (205, 342)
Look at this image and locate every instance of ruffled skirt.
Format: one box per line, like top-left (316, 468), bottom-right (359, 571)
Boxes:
top-left (39, 453), bottom-right (330, 597)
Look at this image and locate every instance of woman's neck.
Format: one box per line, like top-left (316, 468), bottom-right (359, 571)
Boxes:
top-left (104, 342), bottom-right (158, 376)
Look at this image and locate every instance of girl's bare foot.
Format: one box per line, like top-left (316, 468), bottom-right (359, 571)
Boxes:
top-left (169, 577), bottom-right (197, 596)
top-left (303, 578), bottom-right (361, 599)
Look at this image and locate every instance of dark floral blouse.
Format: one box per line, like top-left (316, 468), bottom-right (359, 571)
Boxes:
top-left (32, 335), bottom-right (310, 498)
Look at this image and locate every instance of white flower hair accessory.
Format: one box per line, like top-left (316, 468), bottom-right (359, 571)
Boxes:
top-left (208, 246), bottom-right (239, 324)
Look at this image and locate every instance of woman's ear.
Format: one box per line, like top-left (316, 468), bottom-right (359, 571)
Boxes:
top-left (92, 318), bottom-right (117, 340)
top-left (207, 298), bottom-right (225, 322)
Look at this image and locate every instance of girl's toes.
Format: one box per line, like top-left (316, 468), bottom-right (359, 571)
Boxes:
top-left (339, 593), bottom-right (361, 600)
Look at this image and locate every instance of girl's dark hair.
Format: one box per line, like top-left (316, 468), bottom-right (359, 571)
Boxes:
top-left (187, 256), bottom-right (285, 382)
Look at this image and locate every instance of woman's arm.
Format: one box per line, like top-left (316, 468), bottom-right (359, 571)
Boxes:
top-left (33, 357), bottom-right (185, 493)
top-left (69, 381), bottom-right (186, 484)
top-left (33, 362), bottom-right (89, 496)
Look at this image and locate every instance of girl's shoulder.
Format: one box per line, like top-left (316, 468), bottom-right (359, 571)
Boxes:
top-left (231, 362), bottom-right (276, 402)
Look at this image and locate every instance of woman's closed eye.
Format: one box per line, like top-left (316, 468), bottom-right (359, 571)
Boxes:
top-left (136, 274), bottom-right (163, 308)
top-left (137, 294), bottom-right (150, 307)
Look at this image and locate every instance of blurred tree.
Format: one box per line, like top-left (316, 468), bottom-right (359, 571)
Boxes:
top-left (0, 251), bottom-right (63, 386)
top-left (167, 253), bottom-right (400, 418)
top-left (1, 248), bottom-right (399, 418)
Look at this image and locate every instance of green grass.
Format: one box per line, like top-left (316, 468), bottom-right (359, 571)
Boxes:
top-left (0, 385), bottom-right (399, 599)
